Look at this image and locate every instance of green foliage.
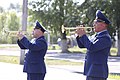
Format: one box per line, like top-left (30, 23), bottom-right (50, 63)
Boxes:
top-left (28, 0), bottom-right (120, 53)
top-left (28, 0), bottom-right (118, 39)
top-left (7, 11), bottom-right (20, 31)
top-left (0, 10), bottom-right (20, 44)
top-left (28, 0), bottom-right (83, 36)
top-left (0, 12), bottom-right (7, 30)
top-left (0, 4), bottom-right (22, 44)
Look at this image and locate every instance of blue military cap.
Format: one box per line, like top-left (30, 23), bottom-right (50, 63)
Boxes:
top-left (95, 10), bottom-right (111, 24)
top-left (34, 21), bottom-right (46, 32)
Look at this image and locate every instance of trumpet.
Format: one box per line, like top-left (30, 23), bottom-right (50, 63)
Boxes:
top-left (61, 25), bottom-right (94, 34)
top-left (2, 29), bottom-right (30, 37)
top-left (2, 29), bottom-right (49, 37)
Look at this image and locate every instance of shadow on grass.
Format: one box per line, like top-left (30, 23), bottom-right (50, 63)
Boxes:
top-left (49, 66), bottom-right (84, 74)
top-left (47, 52), bottom-right (85, 61)
top-left (108, 56), bottom-right (120, 62)
top-left (72, 72), bottom-right (120, 76)
top-left (72, 71), bottom-right (83, 74)
top-left (110, 73), bottom-right (120, 75)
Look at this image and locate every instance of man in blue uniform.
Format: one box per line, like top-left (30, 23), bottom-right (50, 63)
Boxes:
top-left (76, 10), bottom-right (112, 80)
top-left (17, 21), bottom-right (48, 80)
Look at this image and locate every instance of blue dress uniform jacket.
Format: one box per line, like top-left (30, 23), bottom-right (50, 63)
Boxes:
top-left (76, 31), bottom-right (112, 78)
top-left (17, 36), bottom-right (48, 73)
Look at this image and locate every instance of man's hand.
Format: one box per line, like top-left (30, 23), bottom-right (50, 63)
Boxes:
top-left (17, 31), bottom-right (24, 40)
top-left (75, 25), bottom-right (86, 37)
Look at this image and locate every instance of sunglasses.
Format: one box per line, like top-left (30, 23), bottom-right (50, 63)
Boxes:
top-left (94, 19), bottom-right (105, 23)
top-left (34, 26), bottom-right (41, 29)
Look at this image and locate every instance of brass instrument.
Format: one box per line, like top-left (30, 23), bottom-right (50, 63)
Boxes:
top-left (2, 29), bottom-right (49, 37)
top-left (61, 25), bottom-right (94, 34)
top-left (2, 29), bottom-right (30, 37)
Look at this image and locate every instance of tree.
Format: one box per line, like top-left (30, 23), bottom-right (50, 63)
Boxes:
top-left (0, 5), bottom-right (21, 44)
top-left (0, 6), bottom-right (4, 13)
top-left (7, 11), bottom-right (20, 44)
top-left (8, 3), bottom-right (22, 12)
top-left (29, 0), bottom-right (120, 54)
top-left (29, 0), bottom-right (82, 52)
top-left (0, 8), bottom-right (7, 43)
top-left (110, 0), bottom-right (120, 56)
top-left (7, 11), bottom-right (20, 31)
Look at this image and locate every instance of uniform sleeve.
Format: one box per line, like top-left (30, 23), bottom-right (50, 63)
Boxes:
top-left (76, 36), bottom-right (85, 48)
top-left (17, 38), bottom-right (27, 49)
top-left (79, 35), bottom-right (112, 52)
top-left (19, 37), bottom-right (47, 51)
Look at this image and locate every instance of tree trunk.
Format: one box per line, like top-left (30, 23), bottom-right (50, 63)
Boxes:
top-left (61, 27), bottom-right (69, 53)
top-left (117, 29), bottom-right (120, 56)
top-left (117, 39), bottom-right (120, 56)
top-left (61, 39), bottom-right (69, 53)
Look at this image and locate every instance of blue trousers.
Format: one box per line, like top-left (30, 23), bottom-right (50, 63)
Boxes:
top-left (86, 76), bottom-right (107, 80)
top-left (27, 73), bottom-right (45, 80)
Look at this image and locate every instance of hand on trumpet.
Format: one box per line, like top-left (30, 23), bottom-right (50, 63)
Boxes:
top-left (75, 25), bottom-right (86, 37)
top-left (17, 31), bottom-right (25, 40)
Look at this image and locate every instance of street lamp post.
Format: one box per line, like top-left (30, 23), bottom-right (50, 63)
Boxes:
top-left (47, 26), bottom-right (50, 46)
top-left (20, 0), bottom-right (28, 65)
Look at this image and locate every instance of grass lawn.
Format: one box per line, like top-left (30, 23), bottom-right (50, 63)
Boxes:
top-left (0, 55), bottom-right (83, 65)
top-left (0, 55), bottom-right (19, 64)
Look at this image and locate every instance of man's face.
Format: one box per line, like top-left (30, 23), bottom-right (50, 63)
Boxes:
top-left (32, 28), bottom-right (43, 38)
top-left (93, 19), bottom-right (107, 32)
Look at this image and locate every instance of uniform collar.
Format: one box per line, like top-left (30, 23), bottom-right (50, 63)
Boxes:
top-left (36, 36), bottom-right (45, 40)
top-left (97, 30), bottom-right (108, 35)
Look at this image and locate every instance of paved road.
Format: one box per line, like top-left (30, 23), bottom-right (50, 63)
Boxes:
top-left (0, 62), bottom-right (117, 80)
top-left (0, 62), bottom-right (86, 80)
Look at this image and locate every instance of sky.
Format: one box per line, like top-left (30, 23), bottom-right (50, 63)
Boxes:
top-left (0, 0), bottom-right (85, 9)
top-left (0, 0), bottom-right (22, 9)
